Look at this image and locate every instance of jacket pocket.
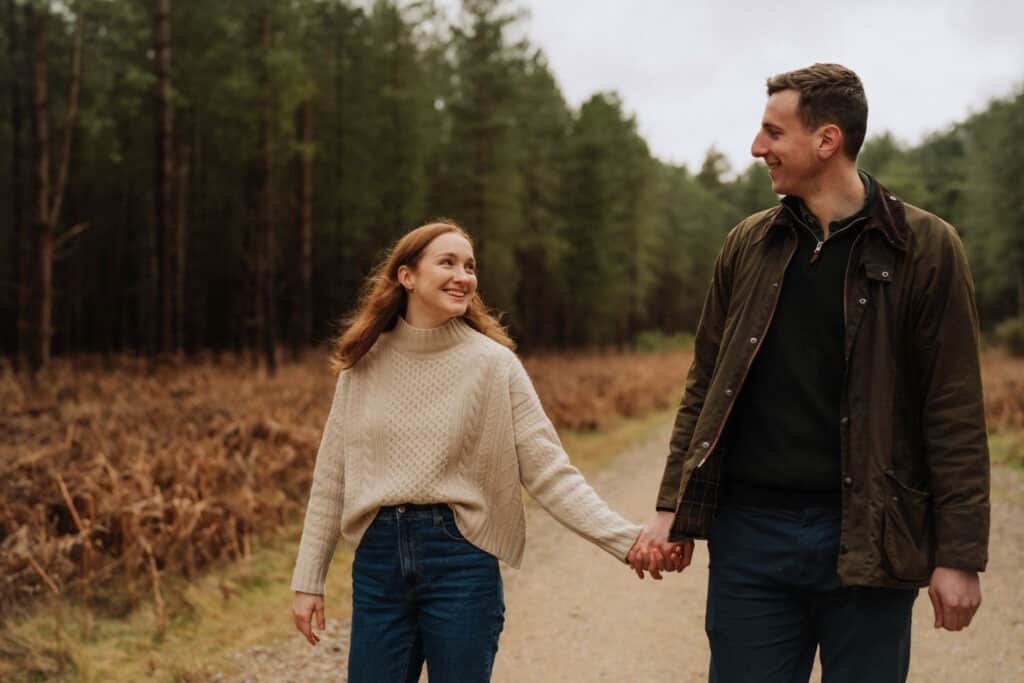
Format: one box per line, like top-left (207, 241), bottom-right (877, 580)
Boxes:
top-left (880, 471), bottom-right (933, 583)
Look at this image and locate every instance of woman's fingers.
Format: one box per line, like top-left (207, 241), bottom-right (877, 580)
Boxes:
top-left (292, 593), bottom-right (323, 646)
top-left (293, 610), bottom-right (318, 645)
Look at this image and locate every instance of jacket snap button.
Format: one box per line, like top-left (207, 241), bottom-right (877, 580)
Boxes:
top-left (749, 337), bottom-right (758, 344)
top-left (700, 441), bottom-right (710, 449)
top-left (725, 388), bottom-right (733, 396)
top-left (882, 271), bottom-right (890, 278)
top-left (842, 476), bottom-right (853, 487)
top-left (840, 416), bottom-right (849, 425)
top-left (858, 297), bottom-right (867, 305)
top-left (891, 495), bottom-right (900, 503)
top-left (771, 282), bottom-right (779, 288)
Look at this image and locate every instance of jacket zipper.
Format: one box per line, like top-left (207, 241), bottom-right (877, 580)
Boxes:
top-left (694, 227), bottom-right (799, 470)
top-left (783, 204), bottom-right (868, 265)
top-left (695, 212), bottom-right (867, 470)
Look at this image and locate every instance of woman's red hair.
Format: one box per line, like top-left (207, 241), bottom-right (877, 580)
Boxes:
top-left (331, 220), bottom-right (514, 369)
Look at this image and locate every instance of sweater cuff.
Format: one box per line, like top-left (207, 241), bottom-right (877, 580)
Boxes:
top-left (291, 556), bottom-right (331, 596)
top-left (612, 523), bottom-right (644, 563)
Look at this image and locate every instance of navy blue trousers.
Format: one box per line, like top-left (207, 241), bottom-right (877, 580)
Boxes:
top-left (706, 505), bottom-right (918, 683)
top-left (348, 504), bottom-right (504, 683)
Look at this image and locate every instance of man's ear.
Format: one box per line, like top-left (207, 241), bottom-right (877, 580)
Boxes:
top-left (817, 123), bottom-right (843, 160)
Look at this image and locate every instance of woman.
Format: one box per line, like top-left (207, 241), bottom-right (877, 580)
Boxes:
top-left (291, 220), bottom-right (644, 682)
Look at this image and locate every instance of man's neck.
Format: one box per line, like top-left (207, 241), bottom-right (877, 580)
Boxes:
top-left (798, 166), bottom-right (867, 238)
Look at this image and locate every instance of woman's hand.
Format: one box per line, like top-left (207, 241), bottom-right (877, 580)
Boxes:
top-left (292, 591), bottom-right (326, 646)
top-left (628, 512), bottom-right (694, 579)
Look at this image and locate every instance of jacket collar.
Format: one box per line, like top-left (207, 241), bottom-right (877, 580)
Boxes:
top-left (755, 173), bottom-right (909, 251)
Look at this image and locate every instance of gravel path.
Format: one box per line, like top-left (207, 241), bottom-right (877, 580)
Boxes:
top-left (219, 423), bottom-right (1024, 682)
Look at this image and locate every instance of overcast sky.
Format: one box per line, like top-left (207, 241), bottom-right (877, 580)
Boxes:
top-left (448, 0), bottom-right (1024, 173)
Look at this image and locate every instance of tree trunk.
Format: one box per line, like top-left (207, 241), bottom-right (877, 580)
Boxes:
top-left (1016, 264), bottom-right (1024, 318)
top-left (258, 12), bottom-right (277, 374)
top-left (291, 100), bottom-right (313, 357)
top-left (176, 142), bottom-right (189, 355)
top-left (28, 7), bottom-right (82, 374)
top-left (191, 112), bottom-right (206, 350)
top-left (154, 0), bottom-right (174, 353)
top-left (7, 0), bottom-right (26, 367)
top-left (28, 9), bottom-right (51, 374)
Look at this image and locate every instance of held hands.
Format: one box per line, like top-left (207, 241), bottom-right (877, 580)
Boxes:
top-left (627, 511), bottom-right (695, 580)
top-left (928, 567), bottom-right (982, 631)
top-left (292, 591), bottom-right (326, 646)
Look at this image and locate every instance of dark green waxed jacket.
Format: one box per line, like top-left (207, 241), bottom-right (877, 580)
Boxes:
top-left (656, 179), bottom-right (990, 588)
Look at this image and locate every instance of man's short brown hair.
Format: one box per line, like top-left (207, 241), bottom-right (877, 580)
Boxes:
top-left (767, 63), bottom-right (868, 160)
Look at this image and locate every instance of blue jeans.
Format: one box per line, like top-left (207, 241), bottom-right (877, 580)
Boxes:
top-left (348, 504), bottom-right (505, 683)
top-left (706, 505), bottom-right (918, 683)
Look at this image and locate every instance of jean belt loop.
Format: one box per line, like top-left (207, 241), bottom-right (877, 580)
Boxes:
top-left (431, 505), bottom-right (441, 527)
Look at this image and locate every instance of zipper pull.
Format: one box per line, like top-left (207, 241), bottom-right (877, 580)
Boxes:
top-left (810, 241), bottom-right (823, 264)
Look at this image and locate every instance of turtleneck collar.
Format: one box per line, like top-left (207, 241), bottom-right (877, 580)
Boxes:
top-left (386, 315), bottom-right (475, 355)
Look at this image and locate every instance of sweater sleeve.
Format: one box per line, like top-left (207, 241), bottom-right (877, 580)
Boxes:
top-left (508, 359), bottom-right (642, 562)
top-left (291, 372), bottom-right (348, 595)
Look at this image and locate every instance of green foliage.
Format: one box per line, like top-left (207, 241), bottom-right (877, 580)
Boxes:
top-left (858, 87), bottom-right (1024, 326)
top-left (727, 162), bottom-right (778, 216)
top-left (562, 92), bottom-right (657, 346)
top-left (961, 87), bottom-right (1024, 320)
top-left (1, 0), bottom-right (1021, 358)
top-left (989, 431), bottom-right (1024, 470)
top-left (995, 317), bottom-right (1024, 357)
top-left (633, 329), bottom-right (694, 352)
top-left (696, 146), bottom-right (731, 196)
top-left (858, 131), bottom-right (903, 177)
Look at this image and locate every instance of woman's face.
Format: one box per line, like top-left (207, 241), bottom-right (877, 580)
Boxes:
top-left (398, 232), bottom-right (478, 328)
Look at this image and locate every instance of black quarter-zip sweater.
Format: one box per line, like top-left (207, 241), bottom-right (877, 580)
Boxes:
top-left (721, 173), bottom-right (875, 509)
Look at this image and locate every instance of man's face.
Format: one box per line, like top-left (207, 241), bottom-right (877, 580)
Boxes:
top-left (750, 89), bottom-right (822, 197)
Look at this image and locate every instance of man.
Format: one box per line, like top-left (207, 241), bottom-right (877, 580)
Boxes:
top-left (629, 63), bottom-right (989, 682)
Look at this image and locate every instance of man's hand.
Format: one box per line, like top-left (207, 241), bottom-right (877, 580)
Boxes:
top-left (292, 591), bottom-right (326, 646)
top-left (627, 511), bottom-right (694, 579)
top-left (928, 567), bottom-right (982, 631)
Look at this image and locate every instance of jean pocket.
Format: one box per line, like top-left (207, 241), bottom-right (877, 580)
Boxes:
top-left (438, 514), bottom-right (468, 543)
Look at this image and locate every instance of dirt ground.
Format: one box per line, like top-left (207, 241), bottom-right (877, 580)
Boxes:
top-left (218, 424), bottom-right (1024, 682)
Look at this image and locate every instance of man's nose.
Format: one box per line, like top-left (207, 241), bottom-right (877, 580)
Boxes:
top-left (751, 133), bottom-right (766, 158)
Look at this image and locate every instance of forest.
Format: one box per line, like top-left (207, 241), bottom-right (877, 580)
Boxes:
top-left (2, 0), bottom-right (1023, 373)
top-left (2, 4), bottom-right (1024, 678)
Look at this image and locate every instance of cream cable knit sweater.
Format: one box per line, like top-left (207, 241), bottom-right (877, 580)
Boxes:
top-left (291, 316), bottom-right (642, 595)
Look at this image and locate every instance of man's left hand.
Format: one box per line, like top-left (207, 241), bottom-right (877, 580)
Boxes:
top-left (928, 566), bottom-right (982, 631)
